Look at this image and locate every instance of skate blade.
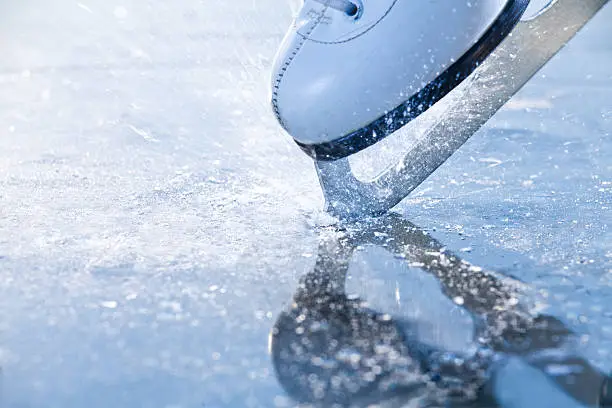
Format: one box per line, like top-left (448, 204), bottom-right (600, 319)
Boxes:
top-left (315, 0), bottom-right (609, 220)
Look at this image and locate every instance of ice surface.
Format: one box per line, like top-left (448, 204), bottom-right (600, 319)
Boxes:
top-left (0, 1), bottom-right (610, 407)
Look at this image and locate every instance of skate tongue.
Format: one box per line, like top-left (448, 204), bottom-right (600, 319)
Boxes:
top-left (296, 0), bottom-right (396, 43)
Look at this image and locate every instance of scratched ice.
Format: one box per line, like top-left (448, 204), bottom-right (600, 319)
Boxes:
top-left (0, 1), bottom-right (610, 407)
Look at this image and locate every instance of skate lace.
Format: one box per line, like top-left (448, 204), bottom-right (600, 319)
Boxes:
top-left (312, 0), bottom-right (360, 16)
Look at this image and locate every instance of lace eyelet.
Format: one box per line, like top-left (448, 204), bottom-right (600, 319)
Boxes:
top-left (347, 0), bottom-right (363, 20)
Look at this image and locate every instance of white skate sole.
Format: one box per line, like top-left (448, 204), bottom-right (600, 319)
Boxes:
top-left (315, 0), bottom-right (609, 219)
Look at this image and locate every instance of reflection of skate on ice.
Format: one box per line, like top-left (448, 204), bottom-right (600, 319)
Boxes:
top-left (270, 0), bottom-right (609, 219)
top-left (270, 215), bottom-right (612, 407)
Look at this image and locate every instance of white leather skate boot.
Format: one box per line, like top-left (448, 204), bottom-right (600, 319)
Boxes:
top-left (271, 0), bottom-right (528, 160)
top-left (270, 0), bottom-right (609, 219)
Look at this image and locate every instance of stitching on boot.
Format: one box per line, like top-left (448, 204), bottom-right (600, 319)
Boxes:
top-left (271, 9), bottom-right (327, 132)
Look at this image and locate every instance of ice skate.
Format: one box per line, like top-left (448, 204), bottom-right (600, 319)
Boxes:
top-left (271, 0), bottom-right (609, 219)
